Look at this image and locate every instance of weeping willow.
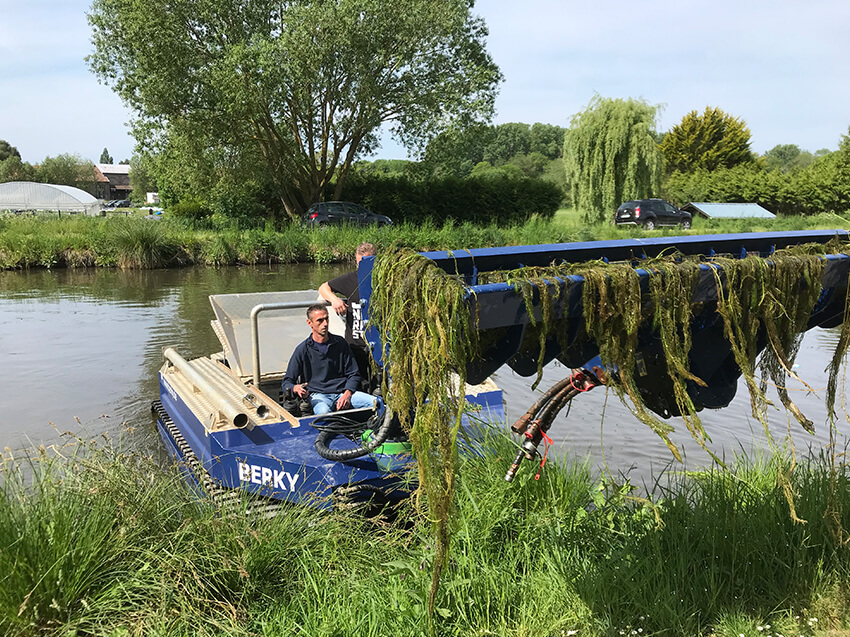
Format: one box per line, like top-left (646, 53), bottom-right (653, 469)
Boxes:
top-left (371, 240), bottom-right (850, 612)
top-left (563, 96), bottom-right (663, 224)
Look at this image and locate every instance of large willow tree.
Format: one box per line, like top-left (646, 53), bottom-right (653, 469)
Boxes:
top-left (563, 96), bottom-right (662, 224)
top-left (87, 0), bottom-right (502, 220)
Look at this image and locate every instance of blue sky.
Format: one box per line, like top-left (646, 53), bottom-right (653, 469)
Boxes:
top-left (1, 0), bottom-right (848, 164)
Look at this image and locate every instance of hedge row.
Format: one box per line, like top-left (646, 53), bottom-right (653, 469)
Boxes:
top-left (335, 173), bottom-right (563, 225)
top-left (664, 152), bottom-right (850, 216)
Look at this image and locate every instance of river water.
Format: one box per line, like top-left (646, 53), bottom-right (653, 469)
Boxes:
top-left (1, 264), bottom-right (847, 481)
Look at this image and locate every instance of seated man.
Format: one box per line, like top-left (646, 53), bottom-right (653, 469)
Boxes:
top-left (282, 304), bottom-right (379, 415)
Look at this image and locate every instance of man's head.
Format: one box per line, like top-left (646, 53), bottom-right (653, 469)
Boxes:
top-left (355, 241), bottom-right (376, 266)
top-left (306, 304), bottom-right (330, 342)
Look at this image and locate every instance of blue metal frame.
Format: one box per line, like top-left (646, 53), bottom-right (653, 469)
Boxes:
top-left (358, 231), bottom-right (850, 411)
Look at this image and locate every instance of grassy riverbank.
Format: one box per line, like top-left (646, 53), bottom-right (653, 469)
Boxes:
top-left (4, 429), bottom-right (850, 636)
top-left (1, 210), bottom-right (849, 269)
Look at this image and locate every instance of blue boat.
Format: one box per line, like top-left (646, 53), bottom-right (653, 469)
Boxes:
top-left (153, 289), bottom-right (503, 513)
top-left (155, 230), bottom-right (850, 505)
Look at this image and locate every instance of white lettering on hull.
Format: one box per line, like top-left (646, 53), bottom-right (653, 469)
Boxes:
top-left (237, 461), bottom-right (301, 491)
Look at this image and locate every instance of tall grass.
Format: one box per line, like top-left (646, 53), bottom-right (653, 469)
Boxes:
top-left (1, 211), bottom-right (849, 270)
top-left (3, 429), bottom-right (850, 635)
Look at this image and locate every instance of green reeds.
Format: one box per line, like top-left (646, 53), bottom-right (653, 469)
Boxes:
top-left (0, 210), bottom-right (848, 271)
top-left (107, 218), bottom-right (181, 269)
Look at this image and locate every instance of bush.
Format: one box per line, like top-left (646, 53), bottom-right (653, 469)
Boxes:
top-left (664, 152), bottom-right (850, 216)
top-left (336, 173), bottom-right (562, 225)
top-left (168, 199), bottom-right (214, 220)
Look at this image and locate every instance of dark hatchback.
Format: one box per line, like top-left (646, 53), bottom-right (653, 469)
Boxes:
top-left (615, 199), bottom-right (691, 230)
top-left (302, 201), bottom-right (392, 228)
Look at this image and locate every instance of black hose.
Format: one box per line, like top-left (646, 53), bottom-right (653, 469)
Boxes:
top-left (313, 406), bottom-right (396, 461)
top-left (511, 376), bottom-right (573, 433)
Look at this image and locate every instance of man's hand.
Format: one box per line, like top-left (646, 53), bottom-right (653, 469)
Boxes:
top-left (319, 282), bottom-right (347, 316)
top-left (335, 390), bottom-right (353, 411)
top-left (330, 296), bottom-right (347, 316)
top-left (293, 383), bottom-right (308, 398)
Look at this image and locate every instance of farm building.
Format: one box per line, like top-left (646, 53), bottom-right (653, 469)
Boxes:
top-left (681, 202), bottom-right (776, 220)
top-left (95, 163), bottom-right (132, 200)
top-left (0, 181), bottom-right (102, 215)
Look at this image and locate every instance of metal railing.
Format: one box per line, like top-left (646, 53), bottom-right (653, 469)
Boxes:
top-left (250, 300), bottom-right (330, 387)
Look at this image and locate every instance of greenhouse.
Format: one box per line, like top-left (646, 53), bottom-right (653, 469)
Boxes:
top-left (0, 181), bottom-right (101, 215)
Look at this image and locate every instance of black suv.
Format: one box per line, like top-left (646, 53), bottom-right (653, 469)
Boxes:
top-left (302, 201), bottom-right (392, 228)
top-left (615, 199), bottom-right (691, 230)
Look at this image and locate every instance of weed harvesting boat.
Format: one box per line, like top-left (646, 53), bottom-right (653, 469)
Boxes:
top-left (153, 288), bottom-right (503, 513)
top-left (154, 230), bottom-right (850, 507)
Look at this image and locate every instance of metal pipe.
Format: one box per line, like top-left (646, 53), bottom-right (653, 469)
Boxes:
top-left (163, 347), bottom-right (250, 430)
top-left (196, 365), bottom-right (273, 421)
top-left (199, 359), bottom-right (263, 418)
top-left (243, 393), bottom-right (269, 418)
top-left (250, 300), bottom-right (330, 387)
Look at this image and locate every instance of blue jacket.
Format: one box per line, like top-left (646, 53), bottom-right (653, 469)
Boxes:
top-left (281, 334), bottom-right (361, 395)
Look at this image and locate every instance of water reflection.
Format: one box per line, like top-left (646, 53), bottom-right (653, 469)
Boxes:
top-left (0, 264), bottom-right (347, 451)
top-left (492, 325), bottom-right (849, 481)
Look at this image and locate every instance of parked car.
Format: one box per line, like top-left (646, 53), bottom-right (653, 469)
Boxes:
top-left (102, 199), bottom-right (132, 210)
top-left (302, 201), bottom-right (392, 228)
top-left (614, 199), bottom-right (692, 230)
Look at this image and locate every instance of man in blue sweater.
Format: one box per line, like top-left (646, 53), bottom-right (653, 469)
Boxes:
top-left (282, 304), bottom-right (379, 415)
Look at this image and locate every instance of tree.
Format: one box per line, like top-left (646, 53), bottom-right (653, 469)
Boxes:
top-left (506, 151), bottom-right (548, 178)
top-left (660, 106), bottom-right (755, 173)
top-left (353, 159), bottom-right (416, 178)
top-left (482, 122), bottom-right (530, 165)
top-left (0, 140), bottom-right (20, 162)
top-left (563, 96), bottom-right (662, 223)
top-left (99, 147), bottom-right (114, 164)
top-left (421, 123), bottom-right (495, 178)
top-left (529, 123), bottom-right (566, 159)
top-left (763, 144), bottom-right (815, 173)
top-left (0, 156), bottom-right (37, 183)
top-left (88, 0), bottom-right (502, 220)
top-left (37, 154), bottom-right (98, 193)
top-left (129, 154), bottom-right (157, 203)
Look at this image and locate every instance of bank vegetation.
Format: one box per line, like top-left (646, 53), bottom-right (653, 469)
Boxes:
top-left (3, 429), bottom-right (850, 636)
top-left (1, 211), bottom-right (849, 271)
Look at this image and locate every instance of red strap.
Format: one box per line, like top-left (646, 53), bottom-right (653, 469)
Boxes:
top-left (534, 430), bottom-right (554, 480)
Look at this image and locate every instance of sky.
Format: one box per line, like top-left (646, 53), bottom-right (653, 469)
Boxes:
top-left (1, 0), bottom-right (849, 165)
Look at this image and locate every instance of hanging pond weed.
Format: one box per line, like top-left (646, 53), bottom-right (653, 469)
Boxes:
top-left (371, 239), bottom-right (850, 613)
top-left (371, 249), bottom-right (478, 616)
